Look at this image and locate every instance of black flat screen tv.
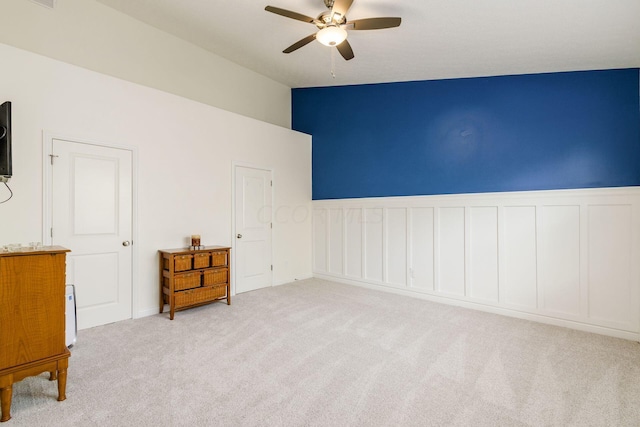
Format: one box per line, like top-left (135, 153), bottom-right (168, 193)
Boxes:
top-left (0, 101), bottom-right (11, 181)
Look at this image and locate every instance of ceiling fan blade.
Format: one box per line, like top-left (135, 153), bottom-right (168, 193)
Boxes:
top-left (331, 0), bottom-right (354, 19)
top-left (283, 33), bottom-right (317, 53)
top-left (265, 6), bottom-right (317, 24)
top-left (348, 17), bottom-right (402, 30)
top-left (336, 39), bottom-right (354, 61)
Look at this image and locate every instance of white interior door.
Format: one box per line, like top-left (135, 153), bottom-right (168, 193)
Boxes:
top-left (51, 138), bottom-right (133, 330)
top-left (234, 165), bottom-right (273, 293)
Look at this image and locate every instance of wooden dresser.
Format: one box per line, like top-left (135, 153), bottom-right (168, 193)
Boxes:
top-left (159, 246), bottom-right (231, 320)
top-left (0, 246), bottom-right (71, 422)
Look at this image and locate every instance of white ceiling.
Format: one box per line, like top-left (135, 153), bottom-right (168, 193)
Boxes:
top-left (94, 0), bottom-right (640, 89)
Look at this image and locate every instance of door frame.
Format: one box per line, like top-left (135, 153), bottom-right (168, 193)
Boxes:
top-left (42, 131), bottom-right (140, 319)
top-left (231, 161), bottom-right (274, 296)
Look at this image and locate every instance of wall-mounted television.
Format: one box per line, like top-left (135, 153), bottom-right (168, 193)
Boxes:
top-left (0, 101), bottom-right (11, 183)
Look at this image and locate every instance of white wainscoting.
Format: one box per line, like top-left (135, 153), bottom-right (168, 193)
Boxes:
top-left (313, 187), bottom-right (640, 340)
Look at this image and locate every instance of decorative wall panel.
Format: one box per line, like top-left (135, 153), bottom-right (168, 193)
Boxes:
top-left (539, 206), bottom-right (581, 317)
top-left (364, 208), bottom-right (384, 282)
top-left (502, 206), bottom-right (538, 309)
top-left (587, 205), bottom-right (637, 330)
top-left (313, 188), bottom-right (640, 340)
top-left (438, 207), bottom-right (466, 296)
top-left (313, 209), bottom-right (327, 273)
top-left (345, 208), bottom-right (363, 279)
top-left (469, 207), bottom-right (499, 303)
top-left (386, 208), bottom-right (407, 287)
top-left (409, 208), bottom-right (435, 291)
top-left (329, 209), bottom-right (344, 275)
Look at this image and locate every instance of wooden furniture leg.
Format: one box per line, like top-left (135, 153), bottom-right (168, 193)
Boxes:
top-left (159, 253), bottom-right (165, 314)
top-left (0, 384), bottom-right (12, 423)
top-left (57, 360), bottom-right (68, 402)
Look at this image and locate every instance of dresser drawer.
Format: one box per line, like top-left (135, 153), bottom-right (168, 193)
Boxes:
top-left (203, 268), bottom-right (228, 286)
top-left (170, 271), bottom-right (201, 291)
top-left (175, 285), bottom-right (226, 308)
top-left (211, 251), bottom-right (227, 267)
top-left (164, 254), bottom-right (193, 272)
top-left (193, 252), bottom-right (210, 269)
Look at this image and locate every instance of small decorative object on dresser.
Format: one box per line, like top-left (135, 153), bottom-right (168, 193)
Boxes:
top-left (0, 246), bottom-right (71, 422)
top-left (159, 246), bottom-right (231, 320)
top-left (189, 235), bottom-right (203, 250)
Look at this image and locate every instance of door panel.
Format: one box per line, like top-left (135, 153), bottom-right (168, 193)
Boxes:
top-left (52, 139), bottom-right (133, 330)
top-left (235, 166), bottom-right (272, 293)
top-left (70, 253), bottom-right (119, 307)
top-left (73, 156), bottom-right (118, 235)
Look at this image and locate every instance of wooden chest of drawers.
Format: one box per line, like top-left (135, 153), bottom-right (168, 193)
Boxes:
top-left (0, 246), bottom-right (71, 422)
top-left (159, 246), bottom-right (231, 319)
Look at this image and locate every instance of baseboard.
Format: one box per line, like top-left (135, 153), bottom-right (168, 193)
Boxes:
top-left (273, 275), bottom-right (314, 287)
top-left (136, 306), bottom-right (161, 319)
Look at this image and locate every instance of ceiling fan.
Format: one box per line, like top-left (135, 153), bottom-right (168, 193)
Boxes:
top-left (265, 0), bottom-right (401, 61)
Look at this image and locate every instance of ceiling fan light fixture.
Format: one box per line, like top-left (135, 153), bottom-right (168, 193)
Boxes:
top-left (316, 25), bottom-right (347, 46)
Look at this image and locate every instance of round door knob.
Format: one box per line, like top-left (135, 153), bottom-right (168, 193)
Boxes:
top-left (122, 241), bottom-right (131, 246)
top-left (236, 234), bottom-right (242, 239)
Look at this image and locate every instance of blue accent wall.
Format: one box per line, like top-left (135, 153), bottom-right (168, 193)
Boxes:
top-left (292, 69), bottom-right (640, 200)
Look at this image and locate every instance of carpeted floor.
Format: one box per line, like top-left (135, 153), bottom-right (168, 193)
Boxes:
top-left (7, 278), bottom-right (640, 426)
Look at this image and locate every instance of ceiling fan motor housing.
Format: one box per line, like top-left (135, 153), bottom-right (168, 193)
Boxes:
top-left (317, 12), bottom-right (346, 28)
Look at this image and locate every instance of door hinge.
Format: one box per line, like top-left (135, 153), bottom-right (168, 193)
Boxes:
top-left (50, 227), bottom-right (53, 238)
top-left (271, 265), bottom-right (273, 271)
top-left (49, 154), bottom-right (59, 165)
top-left (270, 223), bottom-right (272, 229)
top-left (270, 180), bottom-right (273, 187)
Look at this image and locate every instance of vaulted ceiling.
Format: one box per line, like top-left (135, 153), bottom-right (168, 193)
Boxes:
top-left (94, 0), bottom-right (640, 88)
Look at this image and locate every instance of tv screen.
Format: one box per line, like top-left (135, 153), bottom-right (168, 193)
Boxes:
top-left (0, 101), bottom-right (11, 178)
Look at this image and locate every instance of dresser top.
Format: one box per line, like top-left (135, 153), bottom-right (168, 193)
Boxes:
top-left (0, 246), bottom-right (70, 258)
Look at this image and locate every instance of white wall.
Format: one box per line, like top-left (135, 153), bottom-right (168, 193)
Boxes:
top-left (313, 188), bottom-right (640, 340)
top-left (0, 0), bottom-right (291, 128)
top-left (0, 43), bottom-right (312, 318)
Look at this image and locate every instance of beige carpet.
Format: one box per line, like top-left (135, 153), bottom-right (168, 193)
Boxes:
top-left (7, 278), bottom-right (640, 426)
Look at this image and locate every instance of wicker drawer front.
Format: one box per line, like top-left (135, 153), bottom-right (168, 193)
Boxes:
top-left (175, 286), bottom-right (226, 307)
top-left (164, 254), bottom-right (193, 272)
top-left (207, 284), bottom-right (227, 299)
top-left (193, 253), bottom-right (210, 269)
top-left (203, 268), bottom-right (228, 286)
top-left (173, 272), bottom-right (201, 291)
top-left (211, 251), bottom-right (227, 267)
